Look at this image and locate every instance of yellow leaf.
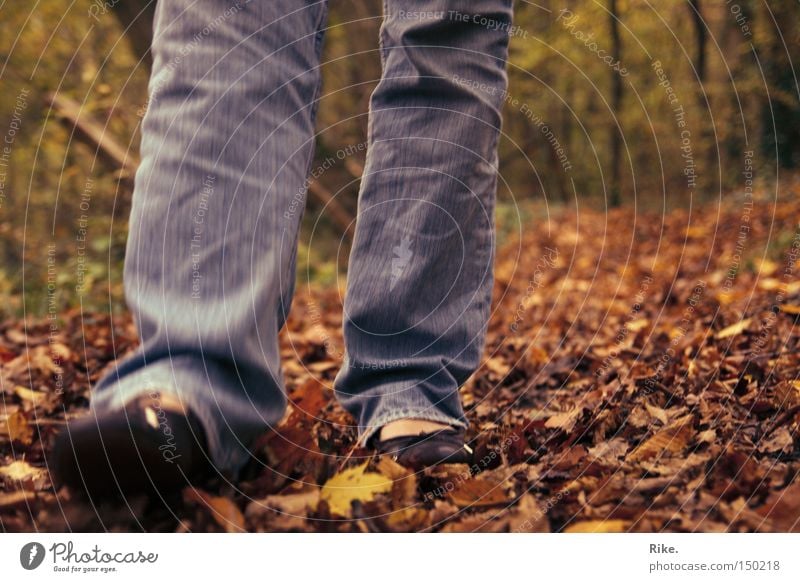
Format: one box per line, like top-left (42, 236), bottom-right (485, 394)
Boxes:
top-left (758, 278), bottom-right (781, 291)
top-left (715, 318), bottom-right (752, 339)
top-left (0, 460), bottom-right (44, 483)
top-left (14, 386), bottom-right (48, 406)
top-left (757, 259), bottom-right (779, 276)
top-left (779, 304), bottom-right (800, 315)
top-left (0, 412), bottom-right (33, 445)
top-left (564, 519), bottom-right (630, 533)
top-left (321, 462), bottom-right (392, 517)
top-left (626, 318), bottom-right (649, 332)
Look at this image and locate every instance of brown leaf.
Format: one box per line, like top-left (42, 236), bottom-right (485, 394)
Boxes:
top-left (448, 475), bottom-right (510, 508)
top-left (564, 519), bottom-right (630, 533)
top-left (628, 417), bottom-right (695, 462)
top-left (183, 489), bottom-right (245, 532)
top-left (545, 406), bottom-right (585, 431)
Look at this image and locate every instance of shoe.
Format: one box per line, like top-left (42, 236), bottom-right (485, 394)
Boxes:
top-left (372, 428), bottom-right (473, 469)
top-left (52, 393), bottom-right (211, 499)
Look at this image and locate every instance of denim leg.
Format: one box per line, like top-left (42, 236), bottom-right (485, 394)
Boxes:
top-left (334, 1), bottom-right (512, 442)
top-left (91, 0), bottom-right (329, 475)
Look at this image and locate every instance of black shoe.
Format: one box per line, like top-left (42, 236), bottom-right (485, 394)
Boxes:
top-left (52, 393), bottom-right (211, 499)
top-left (373, 428), bottom-right (473, 469)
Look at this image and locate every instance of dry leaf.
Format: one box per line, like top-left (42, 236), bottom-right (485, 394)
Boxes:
top-left (0, 460), bottom-right (45, 484)
top-left (564, 519), bottom-right (630, 533)
top-left (0, 412), bottom-right (34, 445)
top-left (248, 488), bottom-right (320, 517)
top-left (626, 318), bottom-right (649, 332)
top-left (716, 318), bottom-right (752, 339)
top-left (448, 475), bottom-right (510, 508)
top-left (183, 489), bottom-right (245, 532)
top-left (545, 407), bottom-right (584, 431)
top-left (0, 490), bottom-right (36, 509)
top-left (485, 357), bottom-right (511, 379)
top-left (628, 417), bottom-right (695, 462)
top-left (320, 462), bottom-right (392, 517)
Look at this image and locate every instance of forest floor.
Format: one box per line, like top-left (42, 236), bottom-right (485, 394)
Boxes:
top-left (2, 184), bottom-right (800, 532)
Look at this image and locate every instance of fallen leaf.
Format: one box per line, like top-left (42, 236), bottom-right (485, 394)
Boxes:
top-left (644, 403), bottom-right (669, 425)
top-left (545, 407), bottom-right (584, 431)
top-left (626, 318), bottom-right (650, 332)
top-left (0, 460), bottom-right (45, 484)
top-left (183, 489), bottom-right (245, 532)
top-left (564, 519), bottom-right (630, 533)
top-left (448, 475), bottom-right (510, 508)
top-left (0, 490), bottom-right (36, 509)
top-left (758, 427), bottom-right (794, 454)
top-left (320, 462), bottom-right (392, 517)
top-left (485, 357), bottom-right (511, 379)
top-left (0, 412), bottom-right (34, 445)
top-left (628, 417), bottom-right (695, 462)
top-left (716, 318), bottom-right (752, 339)
top-left (248, 488), bottom-right (320, 517)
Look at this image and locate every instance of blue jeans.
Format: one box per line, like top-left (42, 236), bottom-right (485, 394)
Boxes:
top-left (92, 0), bottom-right (511, 475)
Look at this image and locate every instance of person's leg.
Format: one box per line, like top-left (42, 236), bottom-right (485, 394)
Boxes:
top-left (86, 0), bottom-right (329, 478)
top-left (334, 1), bottom-right (512, 448)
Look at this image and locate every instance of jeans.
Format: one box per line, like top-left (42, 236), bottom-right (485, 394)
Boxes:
top-left (91, 0), bottom-right (512, 475)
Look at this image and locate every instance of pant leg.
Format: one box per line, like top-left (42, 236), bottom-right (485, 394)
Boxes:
top-left (91, 0), bottom-right (328, 475)
top-left (334, 1), bottom-right (512, 442)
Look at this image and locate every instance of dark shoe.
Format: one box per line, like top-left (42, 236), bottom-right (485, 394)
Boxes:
top-left (52, 393), bottom-right (211, 499)
top-left (373, 428), bottom-right (473, 469)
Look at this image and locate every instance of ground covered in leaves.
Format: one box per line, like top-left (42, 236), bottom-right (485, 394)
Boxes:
top-left (3, 185), bottom-right (800, 532)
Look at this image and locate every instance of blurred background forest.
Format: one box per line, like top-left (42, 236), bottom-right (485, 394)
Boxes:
top-left (0, 0), bottom-right (798, 318)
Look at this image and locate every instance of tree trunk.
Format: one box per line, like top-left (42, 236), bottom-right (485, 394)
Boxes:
top-left (608, 0), bottom-right (623, 206)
